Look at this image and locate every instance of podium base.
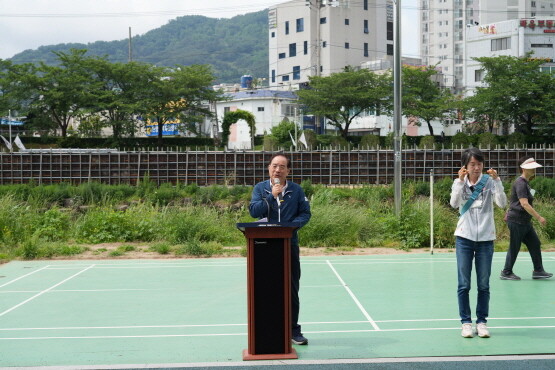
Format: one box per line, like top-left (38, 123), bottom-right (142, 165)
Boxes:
top-left (242, 348), bottom-right (298, 361)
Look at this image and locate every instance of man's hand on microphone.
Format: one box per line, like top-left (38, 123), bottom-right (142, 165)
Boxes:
top-left (272, 178), bottom-right (283, 199)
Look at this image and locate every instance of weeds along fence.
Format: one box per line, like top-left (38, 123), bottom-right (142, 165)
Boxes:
top-left (0, 146), bottom-right (554, 186)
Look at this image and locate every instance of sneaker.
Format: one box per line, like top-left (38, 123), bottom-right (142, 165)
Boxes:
top-left (476, 323), bottom-right (490, 338)
top-left (291, 333), bottom-right (308, 345)
top-left (533, 270), bottom-right (553, 279)
top-left (461, 323), bottom-right (473, 338)
top-left (500, 270), bottom-right (521, 280)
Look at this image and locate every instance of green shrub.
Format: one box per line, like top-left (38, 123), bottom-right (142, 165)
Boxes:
top-left (506, 132), bottom-right (526, 148)
top-left (478, 132), bottom-right (497, 148)
top-left (263, 135), bottom-right (279, 151)
top-left (299, 204), bottom-right (369, 247)
top-left (450, 132), bottom-right (470, 148)
top-left (300, 179), bottom-right (315, 199)
top-left (175, 239), bottom-right (218, 257)
top-left (530, 177), bottom-right (555, 200)
top-left (360, 134), bottom-right (380, 149)
top-left (74, 208), bottom-right (133, 243)
top-left (33, 208), bottom-right (71, 241)
top-left (419, 135), bottom-right (435, 150)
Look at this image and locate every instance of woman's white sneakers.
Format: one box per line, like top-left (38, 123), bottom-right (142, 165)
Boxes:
top-left (461, 323), bottom-right (490, 338)
top-left (461, 323), bottom-right (473, 338)
top-left (476, 323), bottom-right (490, 338)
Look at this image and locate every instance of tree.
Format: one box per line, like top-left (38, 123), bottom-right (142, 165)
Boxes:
top-left (139, 64), bottom-right (224, 146)
top-left (22, 49), bottom-right (102, 137)
top-left (297, 68), bottom-right (392, 138)
top-left (467, 54), bottom-right (555, 135)
top-left (402, 65), bottom-right (455, 136)
top-left (88, 59), bottom-right (154, 138)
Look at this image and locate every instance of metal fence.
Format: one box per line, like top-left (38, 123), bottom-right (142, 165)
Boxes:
top-left (1, 147), bottom-right (554, 186)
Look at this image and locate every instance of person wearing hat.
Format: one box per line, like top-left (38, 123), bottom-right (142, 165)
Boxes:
top-left (500, 157), bottom-right (553, 280)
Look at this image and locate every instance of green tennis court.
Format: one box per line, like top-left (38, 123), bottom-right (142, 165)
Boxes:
top-left (1, 253), bottom-right (554, 369)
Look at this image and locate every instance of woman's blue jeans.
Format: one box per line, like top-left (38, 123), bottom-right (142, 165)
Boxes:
top-left (456, 236), bottom-right (494, 324)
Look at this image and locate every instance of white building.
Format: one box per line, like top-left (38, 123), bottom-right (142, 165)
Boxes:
top-left (465, 17), bottom-right (555, 94)
top-left (421, 0), bottom-right (555, 94)
top-left (269, 0), bottom-right (393, 89)
top-left (215, 90), bottom-right (300, 149)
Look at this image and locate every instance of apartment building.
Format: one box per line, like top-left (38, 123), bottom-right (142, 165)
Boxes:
top-left (421, 0), bottom-right (555, 94)
top-left (269, 0), bottom-right (393, 89)
top-left (465, 17), bottom-right (555, 93)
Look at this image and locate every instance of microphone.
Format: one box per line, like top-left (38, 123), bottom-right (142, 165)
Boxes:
top-left (273, 178), bottom-right (284, 204)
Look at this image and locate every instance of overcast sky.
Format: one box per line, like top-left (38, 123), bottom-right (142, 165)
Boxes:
top-left (0, 0), bottom-right (419, 60)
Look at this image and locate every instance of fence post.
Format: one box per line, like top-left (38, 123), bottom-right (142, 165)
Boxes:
top-left (430, 168), bottom-right (434, 255)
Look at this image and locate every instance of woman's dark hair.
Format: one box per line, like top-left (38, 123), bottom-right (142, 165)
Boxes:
top-left (461, 147), bottom-right (484, 168)
top-left (268, 153), bottom-right (291, 169)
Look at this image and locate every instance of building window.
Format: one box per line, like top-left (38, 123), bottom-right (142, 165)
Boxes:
top-left (289, 43), bottom-right (297, 57)
top-left (475, 69), bottom-right (484, 82)
top-left (320, 17), bottom-right (327, 24)
top-left (224, 107), bottom-right (230, 114)
top-left (279, 52), bottom-right (286, 59)
top-left (364, 43), bottom-right (369, 57)
top-left (282, 75), bottom-right (290, 82)
top-left (364, 20), bottom-right (369, 33)
top-left (364, 0), bottom-right (368, 10)
top-left (293, 66), bottom-right (301, 80)
top-left (322, 41), bottom-right (327, 47)
top-left (345, 42), bottom-right (350, 49)
top-left (304, 41), bottom-right (308, 55)
top-left (258, 107), bottom-right (265, 112)
top-left (345, 19), bottom-right (350, 25)
top-left (531, 1), bottom-right (536, 7)
top-left (531, 43), bottom-right (553, 48)
top-left (271, 32), bottom-right (275, 38)
top-left (271, 70), bottom-right (276, 83)
top-left (296, 18), bottom-right (304, 32)
top-left (491, 37), bottom-right (511, 51)
top-left (387, 22), bottom-right (393, 41)
top-left (387, 44), bottom-right (393, 55)
top-left (285, 21), bottom-right (289, 35)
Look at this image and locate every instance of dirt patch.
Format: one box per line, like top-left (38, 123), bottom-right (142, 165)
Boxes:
top-left (44, 242), bottom-right (454, 261)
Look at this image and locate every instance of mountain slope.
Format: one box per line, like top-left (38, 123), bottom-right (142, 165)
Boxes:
top-left (9, 10), bottom-right (269, 84)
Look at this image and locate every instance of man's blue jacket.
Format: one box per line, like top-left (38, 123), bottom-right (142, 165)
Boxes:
top-left (249, 179), bottom-right (311, 246)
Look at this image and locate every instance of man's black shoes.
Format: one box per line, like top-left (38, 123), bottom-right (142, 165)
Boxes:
top-left (533, 270), bottom-right (553, 279)
top-left (292, 333), bottom-right (308, 345)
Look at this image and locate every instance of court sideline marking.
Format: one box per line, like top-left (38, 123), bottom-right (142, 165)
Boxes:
top-left (326, 260), bottom-right (380, 331)
top-left (0, 265), bottom-right (51, 288)
top-left (0, 264), bottom-right (96, 318)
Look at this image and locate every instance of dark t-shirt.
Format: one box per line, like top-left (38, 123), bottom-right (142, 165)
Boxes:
top-left (506, 176), bottom-right (533, 224)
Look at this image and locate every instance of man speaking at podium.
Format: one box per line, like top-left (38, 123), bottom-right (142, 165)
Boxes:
top-left (249, 153), bottom-right (312, 345)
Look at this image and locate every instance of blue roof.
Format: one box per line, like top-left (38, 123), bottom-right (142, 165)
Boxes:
top-left (225, 90), bottom-right (298, 100)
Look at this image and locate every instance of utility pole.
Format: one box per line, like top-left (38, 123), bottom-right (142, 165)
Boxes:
top-left (393, 0), bottom-right (402, 217)
top-left (8, 109), bottom-right (12, 153)
top-left (128, 27), bottom-right (133, 62)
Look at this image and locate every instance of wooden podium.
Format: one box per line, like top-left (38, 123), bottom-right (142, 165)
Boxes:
top-left (237, 222), bottom-right (298, 361)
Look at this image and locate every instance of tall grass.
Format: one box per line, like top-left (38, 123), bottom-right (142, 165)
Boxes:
top-left (0, 177), bottom-right (553, 261)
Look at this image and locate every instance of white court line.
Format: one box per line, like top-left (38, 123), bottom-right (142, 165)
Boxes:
top-left (0, 264), bottom-right (95, 318)
top-left (2, 325), bottom-right (555, 340)
top-left (93, 264), bottom-right (245, 269)
top-left (326, 260), bottom-right (380, 331)
top-left (4, 317), bottom-right (555, 332)
top-left (0, 333), bottom-right (246, 340)
top-left (0, 288), bottom-right (165, 294)
top-left (0, 323), bottom-right (246, 331)
top-left (0, 265), bottom-right (50, 288)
